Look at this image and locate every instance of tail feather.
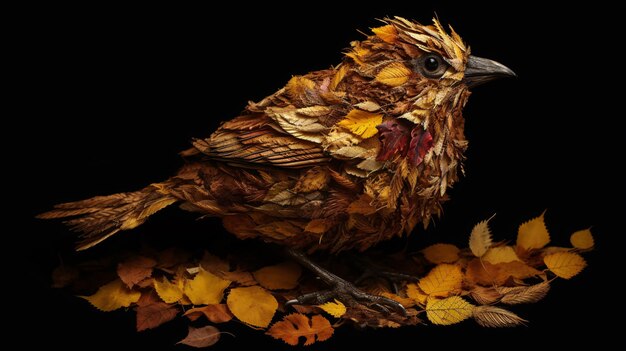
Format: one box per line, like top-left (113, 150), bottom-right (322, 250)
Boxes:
top-left (37, 184), bottom-right (178, 250)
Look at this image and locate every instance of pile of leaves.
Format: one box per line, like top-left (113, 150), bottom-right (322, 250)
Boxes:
top-left (53, 212), bottom-right (593, 347)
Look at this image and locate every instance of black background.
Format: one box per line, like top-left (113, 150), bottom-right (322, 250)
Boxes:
top-left (14, 2), bottom-right (623, 350)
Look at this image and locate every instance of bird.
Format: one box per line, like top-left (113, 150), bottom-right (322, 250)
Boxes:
top-left (39, 16), bottom-right (515, 313)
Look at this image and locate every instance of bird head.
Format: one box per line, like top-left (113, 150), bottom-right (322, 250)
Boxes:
top-left (337, 17), bottom-right (515, 167)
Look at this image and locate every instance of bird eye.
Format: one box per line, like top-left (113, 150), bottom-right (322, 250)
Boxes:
top-left (416, 54), bottom-right (448, 79)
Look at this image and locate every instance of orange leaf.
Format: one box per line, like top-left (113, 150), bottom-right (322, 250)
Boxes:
top-left (418, 264), bottom-right (463, 297)
top-left (266, 313), bottom-right (334, 346)
top-left (372, 25), bottom-right (398, 44)
top-left (337, 109), bottom-right (383, 139)
top-left (184, 304), bottom-right (233, 323)
top-left (466, 259), bottom-right (542, 286)
top-left (253, 262), bottom-right (302, 290)
top-left (227, 286), bottom-right (277, 328)
top-left (347, 194), bottom-right (377, 215)
top-left (422, 243), bottom-right (460, 264)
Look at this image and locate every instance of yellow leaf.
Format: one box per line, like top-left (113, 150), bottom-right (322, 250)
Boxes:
top-left (330, 64), bottom-right (348, 91)
top-left (422, 243), bottom-right (460, 264)
top-left (570, 228), bottom-right (594, 249)
top-left (337, 109), bottom-right (383, 139)
top-left (544, 252), bottom-right (587, 279)
top-left (418, 264), bottom-right (463, 297)
top-left (406, 283), bottom-right (428, 305)
top-left (374, 62), bottom-right (411, 87)
top-left (482, 246), bottom-right (520, 264)
top-left (227, 286), bottom-right (278, 328)
top-left (253, 262), bottom-right (302, 290)
top-left (184, 268), bottom-right (231, 305)
top-left (81, 279), bottom-right (140, 312)
top-left (426, 296), bottom-right (474, 325)
top-left (469, 217), bottom-right (493, 257)
top-left (517, 211), bottom-right (550, 251)
top-left (318, 299), bottom-right (346, 318)
top-left (154, 277), bottom-right (184, 304)
top-left (372, 24), bottom-right (398, 43)
top-left (266, 313), bottom-right (334, 346)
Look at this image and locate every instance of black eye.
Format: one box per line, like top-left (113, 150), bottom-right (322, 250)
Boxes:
top-left (416, 54), bottom-right (448, 79)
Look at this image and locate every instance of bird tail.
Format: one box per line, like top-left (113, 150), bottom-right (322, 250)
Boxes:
top-left (37, 181), bottom-right (178, 250)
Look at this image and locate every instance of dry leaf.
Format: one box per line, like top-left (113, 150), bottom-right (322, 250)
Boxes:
top-left (473, 305), bottom-right (527, 327)
top-left (422, 243), bottom-right (460, 263)
top-left (372, 24), bottom-right (398, 43)
top-left (466, 259), bottom-right (542, 286)
top-left (381, 292), bottom-right (417, 308)
top-left (266, 313), bottom-right (334, 346)
top-left (469, 218), bottom-right (493, 257)
top-left (544, 252), bottom-right (587, 279)
top-left (81, 279), bottom-right (141, 312)
top-left (375, 62), bottom-right (411, 87)
top-left (227, 286), bottom-right (278, 328)
top-left (337, 109), bottom-right (383, 139)
top-left (482, 246), bottom-right (520, 264)
top-left (406, 283), bottom-right (429, 305)
top-left (304, 219), bottom-right (332, 234)
top-left (347, 194), bottom-right (377, 215)
top-left (469, 286), bottom-right (502, 305)
top-left (517, 211), bottom-right (550, 251)
top-left (136, 302), bottom-right (178, 331)
top-left (499, 282), bottom-right (550, 305)
top-left (117, 255), bottom-right (157, 288)
top-left (184, 268), bottom-right (231, 305)
top-left (426, 296), bottom-right (474, 325)
top-left (570, 228), bottom-right (594, 249)
top-left (184, 304), bottom-right (233, 323)
top-left (253, 262), bottom-right (302, 290)
top-left (418, 264), bottom-right (463, 297)
top-left (318, 299), bottom-right (347, 318)
top-left (153, 277), bottom-right (183, 304)
top-left (177, 325), bottom-right (221, 348)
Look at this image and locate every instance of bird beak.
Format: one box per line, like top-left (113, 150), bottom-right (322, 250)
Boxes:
top-left (464, 55), bottom-right (516, 87)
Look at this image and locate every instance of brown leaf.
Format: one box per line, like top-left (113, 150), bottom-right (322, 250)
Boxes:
top-left (422, 243), bottom-right (460, 264)
top-left (347, 194), bottom-right (377, 215)
top-left (184, 304), bottom-right (233, 323)
top-left (177, 325), bottom-right (221, 348)
top-left (136, 302), bottom-right (178, 332)
top-left (266, 313), bottom-right (334, 346)
top-left (253, 262), bottom-right (302, 290)
top-left (498, 282), bottom-right (550, 305)
top-left (117, 256), bottom-right (157, 288)
top-left (473, 305), bottom-right (527, 327)
top-left (465, 259), bottom-right (542, 286)
top-left (469, 286), bottom-right (502, 305)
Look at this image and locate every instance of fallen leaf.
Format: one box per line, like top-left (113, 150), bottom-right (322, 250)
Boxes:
top-left (153, 277), bottom-right (183, 304)
top-left (117, 256), bottom-right (157, 288)
top-left (570, 228), bottom-right (594, 249)
top-left (472, 305), bottom-right (527, 327)
top-left (498, 282), bottom-right (550, 305)
top-left (136, 302), bottom-right (178, 331)
top-left (469, 218), bottom-right (493, 257)
top-left (375, 62), bottom-right (411, 86)
top-left (465, 259), bottom-right (542, 286)
top-left (184, 304), bottom-right (233, 323)
top-left (482, 246), bottom-right (520, 264)
top-left (422, 243), bottom-right (460, 264)
top-left (381, 292), bottom-right (416, 308)
top-left (426, 296), bottom-right (474, 325)
top-left (372, 24), bottom-right (398, 44)
top-left (81, 279), bottom-right (141, 312)
top-left (266, 313), bottom-right (334, 346)
top-left (253, 262), bottom-right (302, 290)
top-left (227, 286), bottom-right (278, 328)
top-left (177, 325), bottom-right (221, 348)
top-left (337, 109), bottom-right (383, 139)
top-left (418, 264), bottom-right (463, 297)
top-left (469, 286), bottom-right (502, 305)
top-left (517, 211), bottom-right (550, 251)
top-left (184, 268), bottom-right (232, 305)
top-left (544, 252), bottom-right (587, 279)
top-left (318, 299), bottom-right (347, 318)
top-left (406, 283), bottom-right (429, 305)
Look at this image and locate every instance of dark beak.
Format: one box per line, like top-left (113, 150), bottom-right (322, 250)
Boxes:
top-left (464, 55), bottom-right (516, 87)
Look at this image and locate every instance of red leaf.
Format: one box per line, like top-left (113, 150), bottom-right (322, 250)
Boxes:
top-left (407, 127), bottom-right (433, 166)
top-left (376, 120), bottom-right (411, 161)
top-left (117, 255), bottom-right (157, 288)
top-left (136, 302), bottom-right (178, 331)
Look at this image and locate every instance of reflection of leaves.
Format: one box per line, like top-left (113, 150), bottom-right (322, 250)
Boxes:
top-left (426, 296), bottom-right (474, 325)
top-left (418, 264), bottom-right (463, 297)
top-left (318, 299), bottom-right (346, 318)
top-left (544, 252), bottom-right (587, 279)
top-left (266, 313), bottom-right (334, 346)
top-left (227, 286), bottom-right (277, 328)
top-left (177, 326), bottom-right (221, 348)
top-left (81, 279), bottom-right (140, 312)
